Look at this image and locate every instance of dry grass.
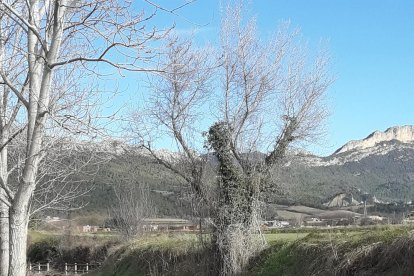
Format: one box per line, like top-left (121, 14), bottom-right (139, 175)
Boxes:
top-left (249, 226), bottom-right (414, 276)
top-left (73, 226), bottom-right (414, 276)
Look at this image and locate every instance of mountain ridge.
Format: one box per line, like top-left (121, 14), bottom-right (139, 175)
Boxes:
top-left (334, 125), bottom-right (414, 155)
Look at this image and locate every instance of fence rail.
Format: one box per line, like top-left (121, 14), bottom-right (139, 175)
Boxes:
top-left (28, 262), bottom-right (101, 275)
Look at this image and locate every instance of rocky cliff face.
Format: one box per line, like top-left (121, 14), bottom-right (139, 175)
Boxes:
top-left (334, 125), bottom-right (414, 154)
top-left (284, 125), bottom-right (414, 169)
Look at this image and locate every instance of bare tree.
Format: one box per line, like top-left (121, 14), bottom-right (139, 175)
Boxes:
top-left (0, 1), bottom-right (193, 275)
top-left (30, 141), bottom-right (108, 215)
top-left (133, 35), bottom-right (214, 200)
top-left (132, 4), bottom-right (332, 275)
top-left (110, 181), bottom-right (154, 238)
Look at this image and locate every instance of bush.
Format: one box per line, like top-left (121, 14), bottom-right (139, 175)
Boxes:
top-left (27, 234), bottom-right (115, 269)
top-left (27, 238), bottom-right (61, 263)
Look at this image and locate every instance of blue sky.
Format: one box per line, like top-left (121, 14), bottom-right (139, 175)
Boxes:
top-left (118, 0), bottom-right (414, 156)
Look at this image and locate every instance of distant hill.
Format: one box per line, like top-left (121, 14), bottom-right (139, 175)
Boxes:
top-left (84, 152), bottom-right (192, 217)
top-left (272, 126), bottom-right (414, 206)
top-left (73, 125), bottom-right (414, 216)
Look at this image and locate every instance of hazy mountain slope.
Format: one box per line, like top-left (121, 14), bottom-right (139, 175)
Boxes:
top-left (271, 140), bottom-right (414, 206)
top-left (271, 126), bottom-right (414, 205)
top-left (82, 153), bottom-right (193, 217)
top-left (76, 125), bottom-right (414, 215)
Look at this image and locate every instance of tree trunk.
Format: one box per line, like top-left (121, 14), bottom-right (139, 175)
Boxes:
top-left (8, 209), bottom-right (29, 276)
top-left (0, 141), bottom-right (10, 276)
top-left (0, 199), bottom-right (9, 276)
top-left (212, 208), bottom-right (262, 276)
top-left (207, 123), bottom-right (265, 275)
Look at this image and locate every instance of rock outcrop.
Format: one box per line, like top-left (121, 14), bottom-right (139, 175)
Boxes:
top-left (323, 192), bottom-right (360, 208)
top-left (335, 125), bottom-right (414, 154)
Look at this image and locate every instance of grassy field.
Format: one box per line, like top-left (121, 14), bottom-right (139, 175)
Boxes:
top-left (29, 225), bottom-right (414, 275)
top-left (264, 232), bottom-right (308, 243)
top-left (250, 225), bottom-right (414, 276)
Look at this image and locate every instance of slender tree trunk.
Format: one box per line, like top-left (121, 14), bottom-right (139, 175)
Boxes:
top-left (6, 2), bottom-right (62, 272)
top-left (7, 155), bottom-right (40, 276)
top-left (8, 206), bottom-right (29, 276)
top-left (6, 125), bottom-right (45, 276)
top-left (0, 140), bottom-right (9, 276)
top-left (0, 25), bottom-right (9, 276)
top-left (0, 199), bottom-right (9, 276)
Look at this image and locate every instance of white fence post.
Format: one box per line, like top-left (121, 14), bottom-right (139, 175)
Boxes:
top-left (27, 261), bottom-right (101, 274)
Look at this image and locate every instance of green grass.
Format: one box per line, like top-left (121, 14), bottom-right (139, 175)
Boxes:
top-left (249, 225), bottom-right (414, 276)
top-left (77, 225), bottom-right (414, 276)
top-left (28, 230), bottom-right (53, 244)
top-left (264, 233), bottom-right (308, 244)
top-left (125, 233), bottom-right (200, 252)
top-left (89, 233), bottom-right (210, 276)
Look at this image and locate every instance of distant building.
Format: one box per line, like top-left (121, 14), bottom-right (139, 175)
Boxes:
top-left (81, 225), bottom-right (111, 233)
top-left (368, 215), bottom-right (384, 221)
top-left (303, 217), bottom-right (328, 227)
top-left (403, 211), bottom-right (414, 224)
top-left (82, 225), bottom-right (92, 232)
top-left (45, 216), bottom-right (61, 222)
top-left (262, 220), bottom-right (290, 229)
top-left (141, 218), bottom-right (200, 232)
top-left (142, 224), bottom-right (159, 231)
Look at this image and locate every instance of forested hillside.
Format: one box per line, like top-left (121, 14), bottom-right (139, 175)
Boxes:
top-left (75, 139), bottom-right (414, 216)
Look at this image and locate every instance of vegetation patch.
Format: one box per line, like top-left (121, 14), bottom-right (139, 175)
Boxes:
top-left (90, 234), bottom-right (216, 276)
top-left (36, 226), bottom-right (413, 276)
top-left (27, 231), bottom-right (120, 270)
top-left (249, 226), bottom-right (414, 276)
